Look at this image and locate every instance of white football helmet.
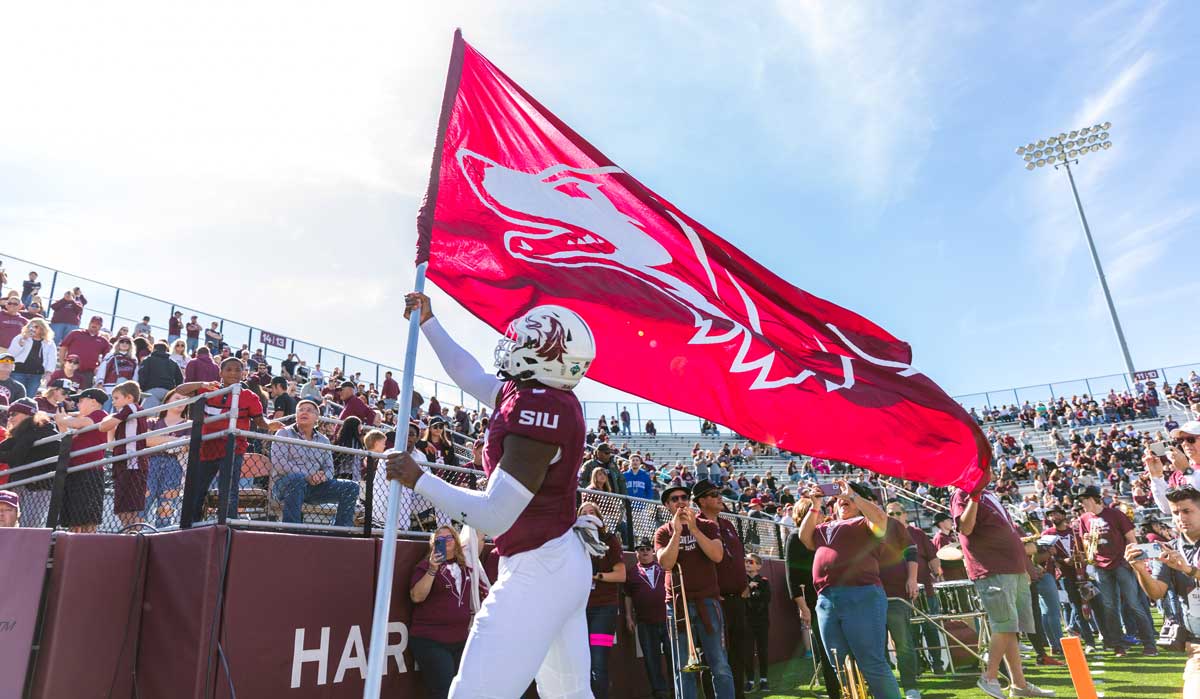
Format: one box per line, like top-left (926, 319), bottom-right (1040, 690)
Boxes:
top-left (494, 305), bottom-right (595, 390)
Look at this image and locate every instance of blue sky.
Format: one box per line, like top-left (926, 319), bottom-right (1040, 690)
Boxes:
top-left (1, 1), bottom-right (1197, 419)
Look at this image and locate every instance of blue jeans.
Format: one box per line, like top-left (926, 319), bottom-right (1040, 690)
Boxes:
top-left (167, 334), bottom-right (180, 345)
top-left (383, 399), bottom-right (397, 411)
top-left (51, 322), bottom-right (77, 342)
top-left (637, 621), bottom-right (672, 693)
top-left (1034, 572), bottom-right (1064, 653)
top-left (1095, 565), bottom-right (1156, 650)
top-left (910, 592), bottom-right (944, 672)
top-left (11, 372), bottom-right (43, 397)
top-left (885, 598), bottom-right (918, 691)
top-left (666, 598), bottom-right (735, 699)
top-left (144, 454), bottom-right (184, 527)
top-left (185, 453), bottom-right (244, 523)
top-left (587, 604), bottom-right (619, 699)
top-left (816, 586), bottom-right (901, 699)
top-left (409, 636), bottom-right (465, 699)
top-left (186, 337), bottom-right (199, 352)
top-left (273, 472), bottom-right (359, 527)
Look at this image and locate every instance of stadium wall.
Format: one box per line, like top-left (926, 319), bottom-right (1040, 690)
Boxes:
top-left (10, 527), bottom-right (802, 698)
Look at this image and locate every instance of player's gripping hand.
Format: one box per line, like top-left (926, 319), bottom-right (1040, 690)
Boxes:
top-left (386, 450), bottom-right (424, 488)
top-left (404, 292), bottom-right (434, 325)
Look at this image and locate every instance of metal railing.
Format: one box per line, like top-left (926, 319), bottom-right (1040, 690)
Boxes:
top-left (10, 251), bottom-right (1199, 437)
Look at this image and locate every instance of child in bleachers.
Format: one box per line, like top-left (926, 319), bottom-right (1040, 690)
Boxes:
top-left (98, 380), bottom-right (148, 527)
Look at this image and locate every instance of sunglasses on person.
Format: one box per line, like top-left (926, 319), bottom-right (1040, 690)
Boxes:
top-left (667, 494), bottom-right (691, 503)
top-left (1176, 436), bottom-right (1198, 446)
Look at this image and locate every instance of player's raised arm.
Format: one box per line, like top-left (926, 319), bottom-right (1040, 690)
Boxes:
top-left (405, 292), bottom-right (502, 406)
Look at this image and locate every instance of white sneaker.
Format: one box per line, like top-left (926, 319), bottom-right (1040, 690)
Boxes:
top-left (976, 677), bottom-right (1005, 699)
top-left (1010, 682), bottom-right (1055, 697)
top-left (905, 690), bottom-right (922, 699)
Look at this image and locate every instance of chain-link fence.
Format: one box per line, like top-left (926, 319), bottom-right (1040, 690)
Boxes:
top-left (0, 385), bottom-right (788, 557)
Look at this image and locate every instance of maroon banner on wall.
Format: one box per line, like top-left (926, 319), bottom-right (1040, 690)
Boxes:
top-left (0, 528), bottom-right (52, 699)
top-left (29, 532), bottom-right (147, 699)
top-left (24, 527), bottom-right (809, 698)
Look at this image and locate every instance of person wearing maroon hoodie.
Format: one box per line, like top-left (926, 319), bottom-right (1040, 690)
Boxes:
top-left (625, 538), bottom-right (672, 699)
top-left (185, 346), bottom-right (220, 382)
top-left (49, 289), bottom-right (86, 344)
top-left (579, 500), bottom-right (626, 699)
top-left (337, 380), bottom-right (376, 426)
top-left (410, 525), bottom-right (487, 699)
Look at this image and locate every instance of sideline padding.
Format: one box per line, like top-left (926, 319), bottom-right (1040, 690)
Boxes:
top-left (20, 526), bottom-right (809, 697)
top-left (29, 532), bottom-right (146, 699)
top-left (0, 528), bottom-right (53, 699)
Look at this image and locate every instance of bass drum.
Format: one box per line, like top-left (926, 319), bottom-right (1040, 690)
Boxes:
top-left (943, 619), bottom-right (981, 670)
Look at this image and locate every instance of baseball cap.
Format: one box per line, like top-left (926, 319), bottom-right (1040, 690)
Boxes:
top-left (89, 315), bottom-right (104, 324)
top-left (47, 378), bottom-right (77, 391)
top-left (749, 497), bottom-right (762, 506)
top-left (0, 490), bottom-right (18, 509)
top-left (595, 442), bottom-right (613, 453)
top-left (0, 353), bottom-right (13, 363)
top-left (932, 512), bottom-right (952, 526)
top-left (339, 380), bottom-right (356, 390)
top-left (7, 398), bottom-right (37, 417)
top-left (1171, 420), bottom-right (1200, 439)
top-left (636, 537), bottom-right (653, 550)
top-left (65, 354), bottom-right (80, 362)
top-left (69, 388), bottom-right (108, 404)
top-left (1074, 485), bottom-right (1102, 502)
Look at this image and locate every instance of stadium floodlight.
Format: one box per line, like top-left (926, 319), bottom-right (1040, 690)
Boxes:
top-left (1012, 119), bottom-right (1133, 376)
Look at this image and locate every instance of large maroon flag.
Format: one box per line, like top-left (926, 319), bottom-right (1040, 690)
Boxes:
top-left (416, 31), bottom-right (990, 491)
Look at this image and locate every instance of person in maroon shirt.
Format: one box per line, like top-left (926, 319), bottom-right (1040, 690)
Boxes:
top-left (381, 370), bottom-right (400, 410)
top-left (625, 538), bottom-right (672, 699)
top-left (59, 316), bottom-right (110, 387)
top-left (890, 506), bottom-right (945, 675)
top-left (54, 388), bottom-right (108, 532)
top-left (167, 311), bottom-right (184, 343)
top-left (185, 346), bottom-right (220, 382)
top-left (46, 355), bottom-right (82, 394)
top-left (98, 381), bottom-right (149, 526)
top-left (880, 502), bottom-right (921, 697)
top-left (1077, 485), bottom-right (1158, 655)
top-left (694, 478), bottom-right (749, 698)
top-left (799, 480), bottom-right (900, 699)
top-left (577, 501), bottom-right (625, 699)
top-left (410, 525), bottom-right (487, 699)
top-left (48, 288), bottom-right (86, 343)
top-left (0, 297), bottom-right (29, 349)
top-left (185, 315), bottom-right (202, 353)
top-left (1043, 506), bottom-right (1097, 650)
top-left (654, 483), bottom-right (734, 699)
top-left (336, 380), bottom-right (376, 426)
top-left (951, 479), bottom-right (1053, 698)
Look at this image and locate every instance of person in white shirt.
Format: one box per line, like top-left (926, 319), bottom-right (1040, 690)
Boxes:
top-left (1144, 421), bottom-right (1200, 514)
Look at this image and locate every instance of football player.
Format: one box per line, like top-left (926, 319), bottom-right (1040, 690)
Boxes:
top-left (387, 292), bottom-right (597, 699)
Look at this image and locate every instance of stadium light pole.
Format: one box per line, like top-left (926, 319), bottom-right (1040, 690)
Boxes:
top-left (1014, 120), bottom-right (1136, 377)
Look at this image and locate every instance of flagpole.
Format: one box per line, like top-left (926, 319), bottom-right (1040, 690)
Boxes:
top-left (364, 261), bottom-right (427, 699)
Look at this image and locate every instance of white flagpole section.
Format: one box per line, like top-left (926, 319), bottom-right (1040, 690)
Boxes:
top-left (364, 261), bottom-right (427, 699)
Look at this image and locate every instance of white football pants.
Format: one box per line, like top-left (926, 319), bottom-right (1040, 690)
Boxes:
top-left (449, 527), bottom-right (593, 698)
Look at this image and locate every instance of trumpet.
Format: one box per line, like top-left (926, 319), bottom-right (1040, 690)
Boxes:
top-left (1084, 520), bottom-right (1102, 566)
top-left (673, 565), bottom-right (707, 673)
top-left (831, 647), bottom-right (871, 699)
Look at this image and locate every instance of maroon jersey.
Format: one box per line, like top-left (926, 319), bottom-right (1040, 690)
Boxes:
top-left (655, 518), bottom-right (721, 602)
top-left (949, 491), bottom-right (1027, 580)
top-left (1080, 507), bottom-right (1133, 571)
top-left (709, 515), bottom-right (747, 595)
top-left (812, 516), bottom-right (883, 594)
top-left (588, 531), bottom-right (624, 608)
top-left (625, 562), bottom-right (668, 624)
top-left (484, 380), bottom-right (584, 557)
top-left (877, 517), bottom-right (914, 598)
top-left (113, 403), bottom-right (149, 471)
top-left (908, 523), bottom-right (938, 592)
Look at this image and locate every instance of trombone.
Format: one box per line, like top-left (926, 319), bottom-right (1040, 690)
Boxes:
top-left (673, 565), bottom-right (707, 673)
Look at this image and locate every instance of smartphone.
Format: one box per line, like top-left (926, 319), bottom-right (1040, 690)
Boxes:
top-left (434, 538), bottom-right (447, 561)
top-left (1138, 542), bottom-right (1162, 560)
top-left (819, 483), bottom-right (840, 497)
top-left (1148, 441), bottom-right (1169, 458)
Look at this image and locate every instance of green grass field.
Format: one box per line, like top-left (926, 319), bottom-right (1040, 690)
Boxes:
top-left (757, 639), bottom-right (1183, 698)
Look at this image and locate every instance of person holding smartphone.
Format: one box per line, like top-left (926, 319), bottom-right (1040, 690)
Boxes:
top-left (1145, 421), bottom-right (1200, 513)
top-left (410, 525), bottom-right (485, 699)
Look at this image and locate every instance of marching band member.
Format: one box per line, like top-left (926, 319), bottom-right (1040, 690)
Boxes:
top-left (880, 501), bottom-right (922, 699)
top-left (784, 501), bottom-right (841, 699)
top-left (655, 482), bottom-right (736, 699)
top-left (951, 471), bottom-right (1054, 698)
top-left (1043, 505), bottom-right (1098, 651)
top-left (799, 479), bottom-right (902, 699)
top-left (694, 478), bottom-right (750, 698)
top-left (890, 505), bottom-right (945, 675)
top-left (1076, 485), bottom-right (1158, 656)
